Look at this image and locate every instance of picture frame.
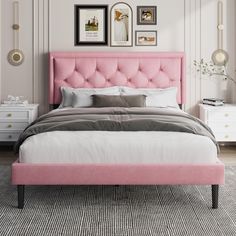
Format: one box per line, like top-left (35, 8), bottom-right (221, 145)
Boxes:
top-left (137, 6), bottom-right (157, 25)
top-left (135, 31), bottom-right (157, 46)
top-left (110, 2), bottom-right (133, 47)
top-left (74, 5), bottom-right (108, 46)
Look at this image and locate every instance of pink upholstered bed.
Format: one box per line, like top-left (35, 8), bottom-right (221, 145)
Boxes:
top-left (12, 52), bottom-right (224, 209)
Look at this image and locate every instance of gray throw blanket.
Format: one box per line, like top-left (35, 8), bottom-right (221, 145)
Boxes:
top-left (15, 107), bottom-right (218, 152)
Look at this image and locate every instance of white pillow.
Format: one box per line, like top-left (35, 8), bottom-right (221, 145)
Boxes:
top-left (59, 86), bottom-right (120, 108)
top-left (120, 87), bottom-right (179, 109)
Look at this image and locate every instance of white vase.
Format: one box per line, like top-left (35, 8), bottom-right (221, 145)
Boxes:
top-left (221, 79), bottom-right (228, 90)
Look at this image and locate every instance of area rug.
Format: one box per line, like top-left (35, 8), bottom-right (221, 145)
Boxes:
top-left (0, 166), bottom-right (236, 236)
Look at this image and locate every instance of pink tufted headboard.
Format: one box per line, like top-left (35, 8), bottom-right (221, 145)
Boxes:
top-left (49, 52), bottom-right (186, 104)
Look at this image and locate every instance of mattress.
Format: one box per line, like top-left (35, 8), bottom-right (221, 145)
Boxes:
top-left (19, 130), bottom-right (218, 164)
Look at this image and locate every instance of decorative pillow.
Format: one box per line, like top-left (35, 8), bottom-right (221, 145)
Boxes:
top-left (146, 89), bottom-right (179, 108)
top-left (71, 92), bottom-right (93, 108)
top-left (92, 95), bottom-right (146, 107)
top-left (59, 86), bottom-right (120, 108)
top-left (59, 87), bottom-right (73, 108)
top-left (120, 87), bottom-right (179, 109)
top-left (120, 86), bottom-right (162, 95)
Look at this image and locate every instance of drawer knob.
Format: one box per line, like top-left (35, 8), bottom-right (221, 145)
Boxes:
top-left (7, 124), bottom-right (12, 128)
top-left (225, 124), bottom-right (229, 128)
top-left (225, 135), bottom-right (229, 139)
top-left (225, 113), bottom-right (229, 117)
top-left (8, 135), bottom-right (12, 139)
top-left (7, 113), bottom-right (12, 117)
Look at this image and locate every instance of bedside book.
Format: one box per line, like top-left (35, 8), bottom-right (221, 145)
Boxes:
top-left (202, 101), bottom-right (224, 106)
top-left (202, 98), bottom-right (224, 106)
top-left (203, 98), bottom-right (224, 102)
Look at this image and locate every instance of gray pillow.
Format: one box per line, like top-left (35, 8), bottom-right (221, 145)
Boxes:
top-left (59, 86), bottom-right (121, 108)
top-left (92, 95), bottom-right (146, 107)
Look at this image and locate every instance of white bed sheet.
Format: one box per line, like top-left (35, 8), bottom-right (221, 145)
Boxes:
top-left (19, 131), bottom-right (218, 164)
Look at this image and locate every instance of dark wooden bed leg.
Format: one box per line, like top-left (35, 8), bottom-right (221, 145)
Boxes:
top-left (212, 185), bottom-right (219, 209)
top-left (17, 185), bottom-right (25, 209)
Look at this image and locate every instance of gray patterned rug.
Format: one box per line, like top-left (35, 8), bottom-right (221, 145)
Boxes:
top-left (0, 166), bottom-right (236, 236)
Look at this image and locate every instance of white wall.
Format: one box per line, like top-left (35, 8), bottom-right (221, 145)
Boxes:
top-left (0, 0), bottom-right (235, 115)
top-left (50, 0), bottom-right (185, 51)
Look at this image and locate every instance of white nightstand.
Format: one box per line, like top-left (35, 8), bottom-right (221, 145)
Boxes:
top-left (199, 103), bottom-right (236, 142)
top-left (0, 104), bottom-right (39, 142)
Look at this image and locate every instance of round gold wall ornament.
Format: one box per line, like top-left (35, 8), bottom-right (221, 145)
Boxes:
top-left (7, 49), bottom-right (24, 66)
top-left (211, 49), bottom-right (229, 66)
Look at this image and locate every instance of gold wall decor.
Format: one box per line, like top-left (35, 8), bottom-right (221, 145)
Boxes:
top-left (7, 1), bottom-right (24, 66)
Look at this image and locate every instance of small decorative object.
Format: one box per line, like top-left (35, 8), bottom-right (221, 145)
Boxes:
top-left (193, 59), bottom-right (235, 83)
top-left (110, 2), bottom-right (133, 47)
top-left (137, 6), bottom-right (157, 25)
top-left (2, 95), bottom-right (28, 106)
top-left (8, 1), bottom-right (24, 66)
top-left (74, 5), bottom-right (108, 46)
top-left (212, 49), bottom-right (229, 66)
top-left (135, 31), bottom-right (157, 46)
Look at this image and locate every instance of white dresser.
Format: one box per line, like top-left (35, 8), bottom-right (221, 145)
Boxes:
top-left (0, 104), bottom-right (39, 142)
top-left (199, 104), bottom-right (236, 142)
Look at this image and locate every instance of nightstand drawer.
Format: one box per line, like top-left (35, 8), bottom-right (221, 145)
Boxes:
top-left (0, 122), bottom-right (28, 130)
top-left (0, 132), bottom-right (21, 141)
top-left (0, 111), bottom-right (28, 120)
top-left (214, 132), bottom-right (236, 142)
top-left (208, 111), bottom-right (236, 121)
top-left (209, 122), bottom-right (236, 132)
top-left (0, 104), bottom-right (38, 143)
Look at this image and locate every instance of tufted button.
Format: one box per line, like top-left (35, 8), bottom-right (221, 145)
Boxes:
top-left (107, 79), bottom-right (110, 82)
top-left (86, 79), bottom-right (89, 82)
top-left (128, 78), bottom-right (132, 82)
top-left (149, 78), bottom-right (153, 82)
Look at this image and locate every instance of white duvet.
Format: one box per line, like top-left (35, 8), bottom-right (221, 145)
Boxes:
top-left (19, 130), bottom-right (218, 164)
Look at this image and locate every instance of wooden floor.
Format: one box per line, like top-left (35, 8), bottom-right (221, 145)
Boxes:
top-left (0, 144), bottom-right (236, 165)
top-left (218, 145), bottom-right (236, 166)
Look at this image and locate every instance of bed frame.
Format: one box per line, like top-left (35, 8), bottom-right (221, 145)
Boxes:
top-left (12, 52), bottom-right (224, 209)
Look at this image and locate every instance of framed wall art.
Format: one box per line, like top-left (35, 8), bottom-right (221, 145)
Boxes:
top-left (135, 31), bottom-right (157, 46)
top-left (137, 6), bottom-right (157, 25)
top-left (110, 2), bottom-right (133, 47)
top-left (74, 5), bottom-right (108, 46)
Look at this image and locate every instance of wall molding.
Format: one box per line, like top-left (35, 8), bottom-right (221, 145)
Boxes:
top-left (184, 0), bottom-right (202, 116)
top-left (0, 0), bottom-right (2, 101)
top-left (32, 0), bottom-right (36, 103)
top-left (33, 0), bottom-right (50, 113)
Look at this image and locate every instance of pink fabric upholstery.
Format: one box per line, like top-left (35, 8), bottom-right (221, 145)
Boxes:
top-left (49, 52), bottom-right (186, 104)
top-left (12, 160), bottom-right (224, 185)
